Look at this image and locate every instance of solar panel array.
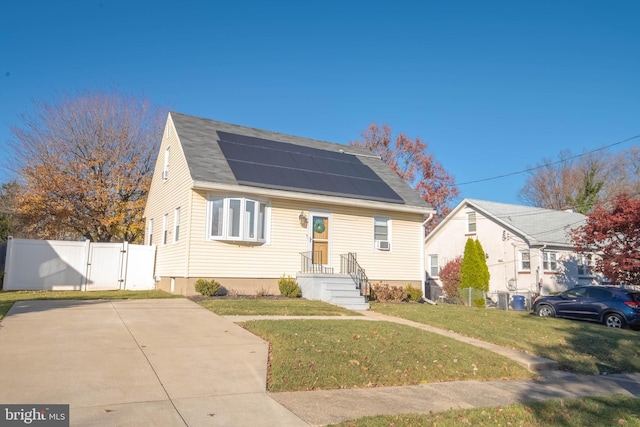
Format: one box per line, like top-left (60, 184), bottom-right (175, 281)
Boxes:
top-left (216, 131), bottom-right (404, 204)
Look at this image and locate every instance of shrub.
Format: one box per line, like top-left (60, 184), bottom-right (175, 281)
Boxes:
top-left (255, 286), bottom-right (271, 297)
top-left (194, 278), bottom-right (221, 297)
top-left (226, 288), bottom-right (240, 297)
top-left (440, 256), bottom-right (462, 300)
top-left (404, 284), bottom-right (423, 302)
top-left (371, 283), bottom-right (407, 302)
top-left (278, 275), bottom-right (301, 298)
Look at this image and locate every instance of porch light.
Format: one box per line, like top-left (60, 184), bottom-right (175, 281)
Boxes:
top-left (299, 211), bottom-right (308, 227)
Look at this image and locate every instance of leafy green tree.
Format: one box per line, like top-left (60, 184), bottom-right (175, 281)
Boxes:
top-left (567, 163), bottom-right (604, 214)
top-left (474, 239), bottom-right (490, 292)
top-left (461, 238), bottom-right (490, 293)
top-left (460, 238), bottom-right (481, 289)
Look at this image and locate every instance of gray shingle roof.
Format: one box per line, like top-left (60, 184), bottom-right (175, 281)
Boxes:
top-left (467, 199), bottom-right (586, 247)
top-left (170, 112), bottom-right (431, 210)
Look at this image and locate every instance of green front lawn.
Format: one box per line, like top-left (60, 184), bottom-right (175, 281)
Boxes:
top-left (371, 302), bottom-right (640, 375)
top-left (331, 395), bottom-right (640, 427)
top-left (242, 319), bottom-right (534, 392)
top-left (0, 290), bottom-right (180, 320)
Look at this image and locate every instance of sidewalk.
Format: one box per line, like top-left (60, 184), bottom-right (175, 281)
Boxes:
top-left (270, 371), bottom-right (640, 426)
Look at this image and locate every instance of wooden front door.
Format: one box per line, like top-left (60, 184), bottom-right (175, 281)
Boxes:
top-left (310, 214), bottom-right (330, 266)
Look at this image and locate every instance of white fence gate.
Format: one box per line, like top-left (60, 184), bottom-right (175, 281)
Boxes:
top-left (2, 237), bottom-right (156, 291)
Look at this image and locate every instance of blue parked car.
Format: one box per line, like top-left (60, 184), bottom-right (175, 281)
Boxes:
top-left (532, 285), bottom-right (640, 329)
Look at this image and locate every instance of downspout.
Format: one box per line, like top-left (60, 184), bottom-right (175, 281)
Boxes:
top-left (538, 244), bottom-right (546, 293)
top-left (421, 213), bottom-right (435, 301)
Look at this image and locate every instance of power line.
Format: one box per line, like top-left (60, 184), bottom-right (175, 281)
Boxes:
top-left (457, 133), bottom-right (640, 186)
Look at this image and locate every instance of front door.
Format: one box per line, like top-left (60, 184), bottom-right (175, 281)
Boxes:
top-left (310, 213), bottom-right (330, 266)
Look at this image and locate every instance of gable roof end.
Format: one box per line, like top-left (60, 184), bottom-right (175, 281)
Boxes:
top-left (427, 198), bottom-right (586, 247)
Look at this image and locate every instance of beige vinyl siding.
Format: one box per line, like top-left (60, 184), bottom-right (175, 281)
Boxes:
top-left (143, 115), bottom-right (192, 277)
top-left (186, 192), bottom-right (307, 277)
top-left (186, 194), bottom-right (425, 282)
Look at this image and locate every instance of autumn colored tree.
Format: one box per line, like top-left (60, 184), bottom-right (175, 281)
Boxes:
top-left (572, 194), bottom-right (640, 284)
top-left (9, 89), bottom-right (166, 242)
top-left (0, 181), bottom-right (28, 242)
top-left (439, 256), bottom-right (462, 299)
top-left (350, 123), bottom-right (458, 229)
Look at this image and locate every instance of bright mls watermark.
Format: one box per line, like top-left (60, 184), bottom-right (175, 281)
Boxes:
top-left (1, 405), bottom-right (68, 426)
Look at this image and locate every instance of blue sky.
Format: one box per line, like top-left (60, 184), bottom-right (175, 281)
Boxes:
top-left (2, 0), bottom-right (639, 205)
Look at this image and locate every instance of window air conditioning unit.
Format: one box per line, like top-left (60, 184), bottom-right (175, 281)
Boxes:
top-left (375, 240), bottom-right (390, 251)
top-left (162, 170), bottom-right (169, 179)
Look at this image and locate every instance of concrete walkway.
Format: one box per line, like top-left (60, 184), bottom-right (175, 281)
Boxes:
top-left (0, 299), bottom-right (305, 426)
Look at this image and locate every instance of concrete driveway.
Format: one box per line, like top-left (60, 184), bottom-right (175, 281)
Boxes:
top-left (0, 299), bottom-right (306, 426)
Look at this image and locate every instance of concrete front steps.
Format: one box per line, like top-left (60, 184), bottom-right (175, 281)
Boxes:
top-left (297, 273), bottom-right (370, 310)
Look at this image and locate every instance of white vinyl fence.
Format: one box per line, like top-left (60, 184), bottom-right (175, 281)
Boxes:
top-left (2, 237), bottom-right (156, 291)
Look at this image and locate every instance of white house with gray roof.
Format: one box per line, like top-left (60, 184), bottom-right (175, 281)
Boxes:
top-left (424, 199), bottom-right (601, 298)
top-left (143, 112), bottom-right (434, 308)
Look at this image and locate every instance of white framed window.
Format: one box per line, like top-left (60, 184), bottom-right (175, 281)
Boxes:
top-left (373, 216), bottom-right (391, 251)
top-left (173, 207), bottom-right (180, 243)
top-left (162, 214), bottom-right (168, 245)
top-left (519, 250), bottom-right (531, 271)
top-left (162, 146), bottom-right (170, 179)
top-left (148, 219), bottom-right (153, 246)
top-left (467, 212), bottom-right (476, 233)
top-left (429, 254), bottom-right (439, 278)
top-left (543, 251), bottom-right (558, 272)
top-left (577, 255), bottom-right (592, 276)
top-left (207, 196), bottom-right (269, 243)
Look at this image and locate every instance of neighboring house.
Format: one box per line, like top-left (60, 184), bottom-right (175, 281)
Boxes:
top-left (424, 199), bottom-right (600, 297)
top-left (143, 112), bottom-right (434, 307)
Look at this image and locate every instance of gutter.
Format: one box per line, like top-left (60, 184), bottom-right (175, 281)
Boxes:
top-left (192, 180), bottom-right (434, 215)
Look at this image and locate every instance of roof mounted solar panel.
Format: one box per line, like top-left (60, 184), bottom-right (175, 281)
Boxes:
top-left (216, 131), bottom-right (404, 204)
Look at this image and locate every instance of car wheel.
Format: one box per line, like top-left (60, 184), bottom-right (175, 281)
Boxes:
top-left (604, 313), bottom-right (625, 328)
top-left (537, 304), bottom-right (555, 317)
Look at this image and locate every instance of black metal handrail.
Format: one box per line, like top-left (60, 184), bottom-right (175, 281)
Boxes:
top-left (340, 252), bottom-right (370, 298)
top-left (299, 251), bottom-right (334, 274)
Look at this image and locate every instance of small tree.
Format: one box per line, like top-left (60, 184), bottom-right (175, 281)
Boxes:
top-left (439, 256), bottom-right (462, 299)
top-left (460, 238), bottom-right (481, 290)
top-left (474, 239), bottom-right (490, 292)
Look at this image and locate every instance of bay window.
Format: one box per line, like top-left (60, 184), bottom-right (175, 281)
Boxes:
top-left (208, 196), bottom-right (268, 243)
